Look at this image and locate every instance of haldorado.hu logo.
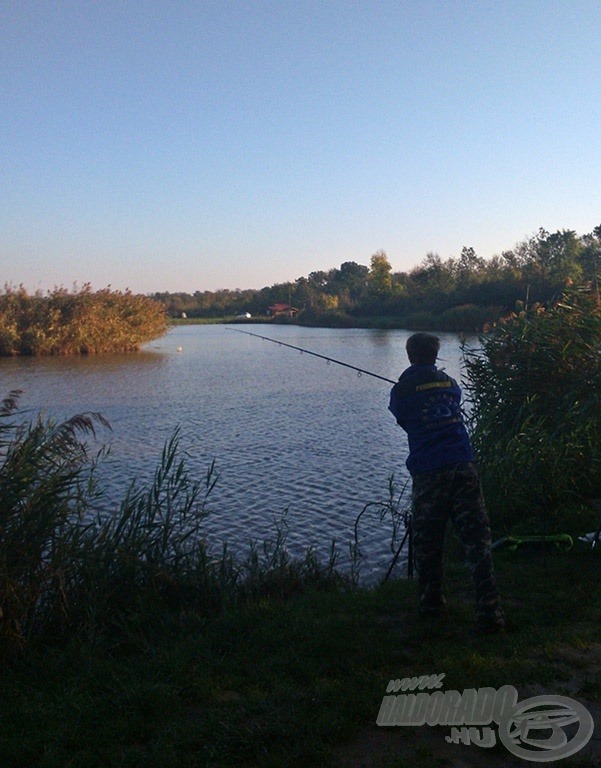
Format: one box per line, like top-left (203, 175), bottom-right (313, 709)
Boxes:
top-left (377, 674), bottom-right (594, 762)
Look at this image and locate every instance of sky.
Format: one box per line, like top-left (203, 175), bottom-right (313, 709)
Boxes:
top-left (2, 1), bottom-right (601, 294)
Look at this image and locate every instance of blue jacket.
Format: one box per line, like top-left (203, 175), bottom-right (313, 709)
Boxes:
top-left (389, 364), bottom-right (473, 476)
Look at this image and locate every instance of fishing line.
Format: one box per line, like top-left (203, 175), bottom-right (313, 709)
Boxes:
top-left (225, 327), bottom-right (396, 384)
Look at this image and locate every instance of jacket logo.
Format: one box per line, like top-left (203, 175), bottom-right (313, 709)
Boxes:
top-left (415, 381), bottom-right (453, 392)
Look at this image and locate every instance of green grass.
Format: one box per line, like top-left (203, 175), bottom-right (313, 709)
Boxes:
top-left (1, 545), bottom-right (599, 768)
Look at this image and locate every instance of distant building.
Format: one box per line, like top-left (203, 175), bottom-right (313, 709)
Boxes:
top-left (267, 303), bottom-right (298, 318)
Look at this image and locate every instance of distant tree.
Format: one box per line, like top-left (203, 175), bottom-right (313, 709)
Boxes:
top-left (307, 271), bottom-right (330, 290)
top-left (328, 261), bottom-right (369, 309)
top-left (577, 226), bottom-right (601, 288)
top-left (535, 229), bottom-right (583, 283)
top-left (337, 261), bottom-right (369, 292)
top-left (408, 253), bottom-right (454, 295)
top-left (455, 246), bottom-right (486, 287)
top-left (368, 250), bottom-right (393, 294)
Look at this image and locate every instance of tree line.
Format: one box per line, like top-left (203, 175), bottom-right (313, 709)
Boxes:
top-left (154, 226), bottom-right (601, 330)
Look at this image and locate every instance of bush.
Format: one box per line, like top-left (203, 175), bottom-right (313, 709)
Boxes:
top-left (298, 308), bottom-right (355, 327)
top-left (464, 285), bottom-right (601, 533)
top-left (437, 304), bottom-right (504, 332)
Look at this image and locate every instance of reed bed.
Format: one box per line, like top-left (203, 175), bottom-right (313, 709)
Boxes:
top-left (0, 392), bottom-right (347, 658)
top-left (0, 284), bottom-right (167, 356)
top-left (464, 284), bottom-right (601, 533)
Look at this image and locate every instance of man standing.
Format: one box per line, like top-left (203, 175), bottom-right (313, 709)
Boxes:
top-left (389, 332), bottom-right (504, 633)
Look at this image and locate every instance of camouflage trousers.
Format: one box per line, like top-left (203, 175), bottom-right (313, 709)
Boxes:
top-left (411, 462), bottom-right (502, 621)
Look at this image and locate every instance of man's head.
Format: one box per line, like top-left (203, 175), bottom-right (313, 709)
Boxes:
top-left (406, 333), bottom-right (440, 365)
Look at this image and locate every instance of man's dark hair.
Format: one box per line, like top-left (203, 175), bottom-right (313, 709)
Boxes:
top-left (406, 333), bottom-right (440, 365)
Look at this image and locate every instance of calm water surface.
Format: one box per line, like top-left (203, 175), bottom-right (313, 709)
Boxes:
top-left (0, 325), bottom-right (472, 579)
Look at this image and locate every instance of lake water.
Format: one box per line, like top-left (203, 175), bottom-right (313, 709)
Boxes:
top-left (0, 325), bottom-right (472, 581)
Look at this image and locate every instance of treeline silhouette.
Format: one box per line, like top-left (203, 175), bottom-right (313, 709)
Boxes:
top-left (154, 226), bottom-right (601, 330)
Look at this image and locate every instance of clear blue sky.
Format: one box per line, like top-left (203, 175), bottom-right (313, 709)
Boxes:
top-left (2, 0), bottom-right (601, 294)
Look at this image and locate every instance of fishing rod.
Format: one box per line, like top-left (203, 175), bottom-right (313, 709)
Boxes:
top-left (225, 327), bottom-right (396, 384)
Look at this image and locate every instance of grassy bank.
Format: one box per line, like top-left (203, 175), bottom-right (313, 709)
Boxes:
top-left (1, 544), bottom-right (600, 768)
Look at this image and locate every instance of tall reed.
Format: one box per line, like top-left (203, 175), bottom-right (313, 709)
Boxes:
top-left (463, 284), bottom-right (601, 533)
top-left (0, 394), bottom-right (350, 657)
top-left (0, 390), bottom-right (108, 651)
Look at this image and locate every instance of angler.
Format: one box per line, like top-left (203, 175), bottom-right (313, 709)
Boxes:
top-left (388, 332), bottom-right (505, 634)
